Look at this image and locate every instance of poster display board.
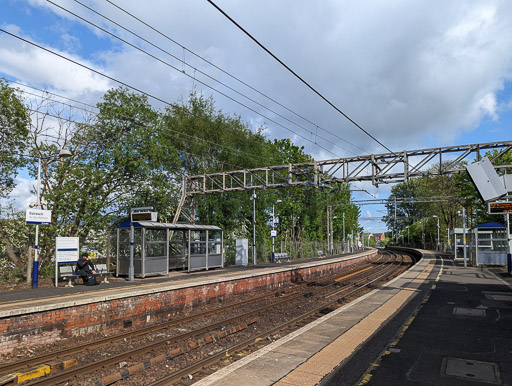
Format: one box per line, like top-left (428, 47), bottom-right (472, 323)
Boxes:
top-left (55, 237), bottom-right (80, 287)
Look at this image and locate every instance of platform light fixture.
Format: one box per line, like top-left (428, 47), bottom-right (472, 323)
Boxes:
top-left (271, 200), bottom-right (282, 263)
top-left (433, 215), bottom-right (440, 252)
top-left (32, 149), bottom-right (72, 289)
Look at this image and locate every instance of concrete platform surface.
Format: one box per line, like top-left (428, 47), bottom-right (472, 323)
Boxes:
top-left (340, 258), bottom-right (512, 386)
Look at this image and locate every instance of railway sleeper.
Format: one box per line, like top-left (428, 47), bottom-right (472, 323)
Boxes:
top-left (94, 318), bottom-right (258, 386)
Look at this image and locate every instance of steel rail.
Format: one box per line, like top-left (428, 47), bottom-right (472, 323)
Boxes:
top-left (0, 258), bottom-right (361, 374)
top-left (148, 251), bottom-right (411, 385)
top-left (26, 253), bottom-right (399, 385)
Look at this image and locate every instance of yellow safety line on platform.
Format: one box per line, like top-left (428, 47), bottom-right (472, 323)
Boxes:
top-left (274, 253), bottom-right (436, 386)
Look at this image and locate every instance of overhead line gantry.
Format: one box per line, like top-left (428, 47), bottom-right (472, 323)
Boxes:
top-left (174, 140), bottom-right (512, 222)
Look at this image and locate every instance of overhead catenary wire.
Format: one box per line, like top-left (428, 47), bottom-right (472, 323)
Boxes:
top-left (2, 78), bottom-right (99, 111)
top-left (0, 27), bottom-right (340, 159)
top-left (20, 90), bottom-right (276, 171)
top-left (5, 79), bottom-right (277, 170)
top-left (21, 108), bottom-right (255, 173)
top-left (205, 0), bottom-right (394, 154)
top-left (15, 89), bottom-right (96, 116)
top-left (46, 0), bottom-right (349, 158)
top-left (103, 0), bottom-right (369, 156)
top-left (18, 85), bottom-right (274, 167)
top-left (8, 80), bottom-right (309, 170)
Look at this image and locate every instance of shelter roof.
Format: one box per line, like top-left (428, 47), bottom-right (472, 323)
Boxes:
top-left (475, 222), bottom-right (505, 229)
top-left (117, 221), bottom-right (222, 231)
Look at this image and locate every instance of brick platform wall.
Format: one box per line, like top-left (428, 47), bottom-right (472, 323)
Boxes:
top-left (0, 252), bottom-right (376, 354)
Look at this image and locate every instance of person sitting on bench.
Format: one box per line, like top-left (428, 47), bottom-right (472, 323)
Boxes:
top-left (75, 252), bottom-right (99, 285)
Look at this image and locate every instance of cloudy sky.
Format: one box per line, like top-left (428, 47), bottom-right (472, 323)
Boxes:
top-left (2, 0), bottom-right (512, 232)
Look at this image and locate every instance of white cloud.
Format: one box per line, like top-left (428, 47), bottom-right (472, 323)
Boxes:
top-left (3, 0), bottom-right (512, 232)
top-left (0, 26), bottom-right (111, 98)
top-left (0, 176), bottom-right (35, 210)
top-left (5, 0), bottom-right (512, 155)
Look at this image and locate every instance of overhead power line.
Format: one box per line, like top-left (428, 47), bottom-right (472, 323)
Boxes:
top-left (205, 0), bottom-right (393, 154)
top-left (24, 107), bottom-right (261, 172)
top-left (62, 0), bottom-right (354, 157)
top-left (3, 78), bottom-right (99, 111)
top-left (104, 0), bottom-right (369, 156)
top-left (0, 27), bottom-right (338, 158)
top-left (15, 84), bottom-right (277, 169)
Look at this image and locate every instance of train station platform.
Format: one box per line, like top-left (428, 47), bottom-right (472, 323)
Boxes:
top-left (0, 249), bottom-right (378, 355)
top-left (0, 250), bottom-right (375, 317)
top-left (195, 250), bottom-right (512, 386)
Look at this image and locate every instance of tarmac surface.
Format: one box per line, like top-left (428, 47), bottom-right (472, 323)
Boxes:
top-left (0, 256), bottom-right (328, 304)
top-left (327, 255), bottom-right (512, 386)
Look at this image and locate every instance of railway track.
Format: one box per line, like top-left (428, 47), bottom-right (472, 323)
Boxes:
top-left (2, 250), bottom-right (412, 385)
top-left (148, 250), bottom-right (410, 386)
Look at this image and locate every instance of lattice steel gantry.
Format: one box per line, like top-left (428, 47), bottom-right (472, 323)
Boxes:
top-left (173, 140), bottom-right (512, 223)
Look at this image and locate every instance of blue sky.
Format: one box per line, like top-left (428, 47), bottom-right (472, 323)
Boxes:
top-left (2, 0), bottom-right (512, 232)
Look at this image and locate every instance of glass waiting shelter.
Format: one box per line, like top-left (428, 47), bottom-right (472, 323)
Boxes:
top-left (116, 221), bottom-right (223, 277)
top-left (467, 222), bottom-right (508, 266)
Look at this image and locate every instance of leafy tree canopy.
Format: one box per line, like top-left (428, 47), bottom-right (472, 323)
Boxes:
top-left (0, 80), bottom-right (30, 198)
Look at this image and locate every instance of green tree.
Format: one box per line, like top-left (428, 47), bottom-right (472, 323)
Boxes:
top-left (161, 93), bottom-right (272, 235)
top-left (382, 156), bottom-right (511, 247)
top-left (0, 206), bottom-right (30, 273)
top-left (0, 81), bottom-right (30, 271)
top-left (0, 80), bottom-right (30, 198)
top-left (30, 87), bottom-right (179, 265)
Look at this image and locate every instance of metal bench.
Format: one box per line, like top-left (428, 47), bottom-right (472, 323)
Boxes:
top-left (274, 252), bottom-right (290, 263)
top-left (95, 264), bottom-right (113, 283)
top-left (58, 264), bottom-right (112, 287)
top-left (317, 250), bottom-right (324, 256)
top-left (59, 265), bottom-right (80, 287)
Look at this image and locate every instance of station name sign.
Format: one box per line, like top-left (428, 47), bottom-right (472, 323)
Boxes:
top-left (488, 201), bottom-right (512, 214)
top-left (25, 209), bottom-right (52, 225)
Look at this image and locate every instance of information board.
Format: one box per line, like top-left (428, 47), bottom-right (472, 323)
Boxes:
top-left (56, 237), bottom-right (80, 262)
top-left (488, 201), bottom-right (512, 214)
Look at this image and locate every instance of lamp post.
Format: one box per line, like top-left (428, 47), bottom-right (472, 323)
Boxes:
top-left (251, 190), bottom-right (257, 265)
top-left (32, 149), bottom-right (72, 288)
top-left (271, 199), bottom-right (282, 263)
top-left (433, 215), bottom-right (440, 251)
top-left (421, 219), bottom-right (425, 249)
top-left (463, 207), bottom-right (467, 268)
top-left (457, 209), bottom-right (467, 267)
top-left (342, 212), bottom-right (345, 253)
top-left (331, 216), bottom-right (337, 255)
